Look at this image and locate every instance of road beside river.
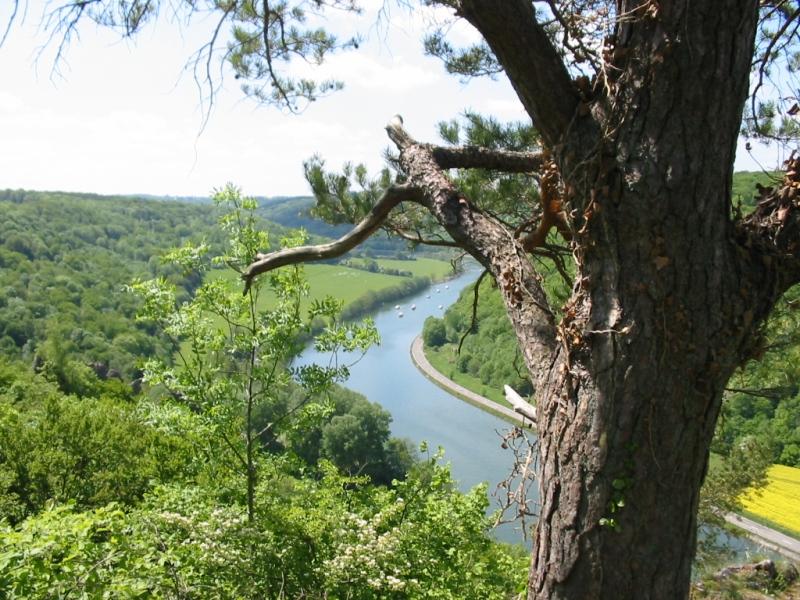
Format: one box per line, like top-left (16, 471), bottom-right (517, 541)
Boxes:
top-left (410, 336), bottom-right (529, 427)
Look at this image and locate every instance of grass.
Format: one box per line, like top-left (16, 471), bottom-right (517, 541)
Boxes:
top-left (739, 464), bottom-right (800, 540)
top-left (423, 344), bottom-right (511, 407)
top-left (208, 258), bottom-right (452, 316)
top-left (731, 170), bottom-right (783, 211)
top-left (181, 259), bottom-right (451, 359)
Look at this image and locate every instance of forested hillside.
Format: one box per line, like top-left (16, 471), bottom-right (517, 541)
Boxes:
top-left (0, 189), bottom-right (242, 381)
top-left (0, 187), bottom-right (525, 597)
top-left (0, 189), bottom-right (454, 387)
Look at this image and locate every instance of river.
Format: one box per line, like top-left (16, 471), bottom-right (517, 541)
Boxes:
top-left (298, 264), bottom-right (783, 560)
top-left (298, 265), bottom-right (531, 542)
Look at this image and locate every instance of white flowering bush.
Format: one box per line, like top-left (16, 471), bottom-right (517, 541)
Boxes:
top-left (0, 458), bottom-right (527, 599)
top-left (323, 509), bottom-right (414, 595)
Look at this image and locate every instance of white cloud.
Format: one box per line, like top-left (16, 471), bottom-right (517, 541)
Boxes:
top-left (296, 51), bottom-right (440, 92)
top-left (0, 92), bottom-right (23, 112)
top-left (484, 99), bottom-right (528, 120)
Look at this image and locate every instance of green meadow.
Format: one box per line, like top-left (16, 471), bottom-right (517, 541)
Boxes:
top-left (208, 258), bottom-right (454, 315)
top-left (423, 345), bottom-right (511, 407)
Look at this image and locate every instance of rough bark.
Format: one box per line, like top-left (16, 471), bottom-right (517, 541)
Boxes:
top-left (449, 1), bottom-right (794, 598)
top-left (429, 145), bottom-right (544, 172)
top-left (473, 2), bottom-right (775, 598)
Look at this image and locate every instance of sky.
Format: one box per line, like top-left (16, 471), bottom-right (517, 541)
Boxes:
top-left (0, 0), bottom-right (785, 198)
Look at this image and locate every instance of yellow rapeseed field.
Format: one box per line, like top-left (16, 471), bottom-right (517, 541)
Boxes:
top-left (740, 464), bottom-right (800, 538)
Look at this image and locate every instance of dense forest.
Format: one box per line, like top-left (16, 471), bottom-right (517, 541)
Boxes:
top-left (0, 189), bottom-right (248, 382)
top-left (0, 187), bottom-right (529, 597)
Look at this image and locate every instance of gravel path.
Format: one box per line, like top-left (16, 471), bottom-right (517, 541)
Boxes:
top-left (724, 513), bottom-right (800, 562)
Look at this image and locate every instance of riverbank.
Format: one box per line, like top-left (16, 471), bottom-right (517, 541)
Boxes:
top-left (725, 514), bottom-right (800, 562)
top-left (410, 336), bottom-right (532, 427)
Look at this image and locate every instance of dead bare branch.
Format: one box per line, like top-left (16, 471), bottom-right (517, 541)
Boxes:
top-left (242, 183), bottom-right (424, 292)
top-left (494, 426), bottom-right (538, 539)
top-left (457, 268), bottom-right (489, 354)
top-left (429, 144), bottom-right (544, 173)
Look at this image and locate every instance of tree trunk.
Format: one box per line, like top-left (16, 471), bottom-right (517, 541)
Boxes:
top-left (525, 4), bottom-right (770, 598)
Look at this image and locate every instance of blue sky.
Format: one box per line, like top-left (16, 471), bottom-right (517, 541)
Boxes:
top-left (0, 1), bottom-right (783, 197)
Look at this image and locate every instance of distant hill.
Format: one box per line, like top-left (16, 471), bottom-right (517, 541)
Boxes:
top-left (256, 195), bottom-right (447, 259)
top-left (132, 193), bottom-right (212, 205)
top-left (0, 188), bottom-right (290, 378)
top-left (116, 192), bottom-right (439, 259)
top-left (731, 170), bottom-right (783, 211)
top-left (256, 196), bottom-right (350, 239)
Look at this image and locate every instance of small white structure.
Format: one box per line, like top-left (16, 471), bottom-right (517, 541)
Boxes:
top-left (438, 304), bottom-right (443, 309)
top-left (411, 304), bottom-right (416, 310)
top-left (398, 311), bottom-right (404, 318)
top-left (395, 305), bottom-right (400, 310)
top-left (504, 385), bottom-right (537, 422)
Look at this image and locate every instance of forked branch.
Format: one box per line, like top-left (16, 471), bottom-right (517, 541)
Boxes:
top-left (387, 118), bottom-right (559, 393)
